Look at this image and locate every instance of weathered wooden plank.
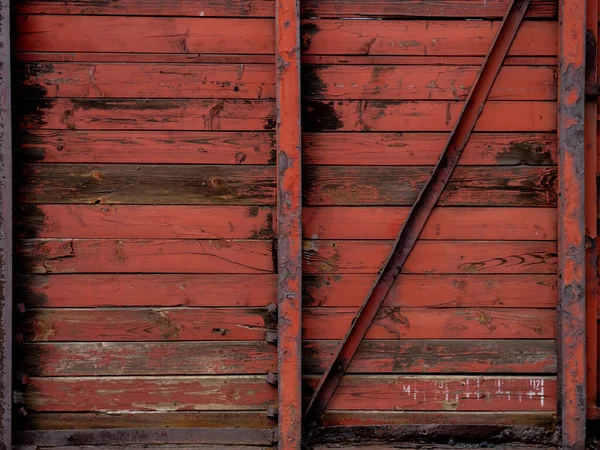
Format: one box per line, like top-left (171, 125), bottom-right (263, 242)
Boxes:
top-left (20, 99), bottom-right (275, 131)
top-left (19, 165), bottom-right (276, 205)
top-left (303, 207), bottom-right (557, 240)
top-left (19, 339), bottom-right (554, 377)
top-left (301, 20), bottom-right (557, 56)
top-left (14, 0), bottom-right (556, 18)
top-left (20, 342), bottom-right (277, 376)
top-left (303, 274), bottom-right (557, 308)
top-left (304, 340), bottom-right (556, 374)
top-left (303, 66), bottom-right (556, 101)
top-left (18, 130), bottom-right (276, 164)
top-left (321, 376), bottom-right (556, 411)
top-left (18, 274), bottom-right (278, 307)
top-left (17, 205), bottom-right (274, 239)
top-left (15, 16), bottom-right (275, 54)
top-left (303, 133), bottom-right (557, 166)
top-left (302, 100), bottom-right (556, 132)
top-left (302, 240), bottom-right (557, 274)
top-left (23, 376), bottom-right (275, 411)
top-left (304, 166), bottom-right (557, 206)
top-left (302, 308), bottom-right (555, 339)
top-left (22, 308), bottom-right (276, 341)
top-left (19, 63), bottom-right (275, 99)
top-left (18, 239), bottom-right (274, 274)
top-left (321, 411), bottom-right (556, 428)
top-left (301, 0), bottom-right (556, 17)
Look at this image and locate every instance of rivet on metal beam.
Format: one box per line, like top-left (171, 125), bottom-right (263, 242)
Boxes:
top-left (266, 303), bottom-right (278, 321)
top-left (265, 331), bottom-right (278, 344)
top-left (266, 371), bottom-right (278, 386)
top-left (266, 405), bottom-right (278, 419)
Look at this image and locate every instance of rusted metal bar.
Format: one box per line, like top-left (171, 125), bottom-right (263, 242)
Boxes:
top-left (0, 0), bottom-right (12, 444)
top-left (558, 0), bottom-right (587, 442)
top-left (275, 0), bottom-right (302, 443)
top-left (14, 428), bottom-right (278, 446)
top-left (303, 0), bottom-right (532, 426)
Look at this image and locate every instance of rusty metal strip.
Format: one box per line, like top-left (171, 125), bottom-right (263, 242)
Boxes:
top-left (0, 0), bottom-right (12, 444)
top-left (275, 0), bottom-right (302, 443)
top-left (558, 0), bottom-right (587, 441)
top-left (303, 0), bottom-right (532, 426)
top-left (14, 428), bottom-right (277, 446)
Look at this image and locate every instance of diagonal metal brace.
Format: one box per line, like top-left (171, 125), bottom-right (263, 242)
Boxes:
top-left (303, 0), bottom-right (532, 427)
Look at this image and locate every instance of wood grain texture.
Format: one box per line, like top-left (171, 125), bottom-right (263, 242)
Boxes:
top-left (19, 165), bottom-right (276, 205)
top-left (302, 308), bottom-right (555, 339)
top-left (302, 240), bottom-right (557, 274)
top-left (17, 205), bottom-right (274, 239)
top-left (22, 308), bottom-right (276, 341)
top-left (301, 0), bottom-right (556, 18)
top-left (302, 100), bottom-right (556, 132)
top-left (18, 130), bottom-right (276, 164)
top-left (304, 166), bottom-right (557, 206)
top-left (15, 0), bottom-right (556, 18)
top-left (301, 20), bottom-right (557, 56)
top-left (303, 340), bottom-right (556, 374)
top-left (20, 99), bottom-right (275, 131)
top-left (303, 274), bottom-right (557, 308)
top-left (302, 133), bottom-right (557, 166)
top-left (302, 65), bottom-right (557, 101)
top-left (18, 239), bottom-right (274, 274)
top-left (19, 339), bottom-right (554, 376)
top-left (15, 16), bottom-right (275, 54)
top-left (18, 274), bottom-right (277, 307)
top-left (19, 63), bottom-right (275, 99)
top-left (303, 207), bottom-right (557, 240)
top-left (24, 376), bottom-right (275, 411)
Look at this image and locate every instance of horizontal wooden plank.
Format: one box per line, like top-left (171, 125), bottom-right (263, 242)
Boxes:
top-left (19, 165), bottom-right (276, 205)
top-left (16, 16), bottom-right (275, 54)
top-left (23, 376), bottom-right (275, 411)
top-left (304, 166), bottom-right (557, 206)
top-left (15, 0), bottom-right (556, 18)
top-left (302, 240), bottom-right (557, 274)
top-left (304, 207), bottom-right (557, 240)
top-left (301, 20), bottom-right (557, 56)
top-left (305, 340), bottom-right (556, 374)
top-left (18, 274), bottom-right (278, 308)
top-left (18, 130), bottom-right (276, 164)
top-left (321, 411), bottom-right (556, 428)
top-left (20, 99), bottom-right (276, 131)
top-left (20, 306), bottom-right (553, 341)
top-left (303, 133), bottom-right (557, 166)
top-left (302, 0), bottom-right (556, 18)
top-left (303, 274), bottom-right (557, 308)
top-left (23, 376), bottom-right (555, 412)
top-left (302, 100), bottom-right (556, 132)
top-left (303, 308), bottom-right (555, 339)
top-left (22, 411), bottom-right (275, 430)
top-left (22, 308), bottom-right (276, 341)
top-left (16, 0), bottom-right (275, 17)
top-left (19, 339), bottom-right (555, 376)
top-left (19, 63), bottom-right (275, 99)
top-left (20, 342), bottom-right (277, 376)
top-left (18, 239), bottom-right (274, 274)
top-left (303, 66), bottom-right (556, 101)
top-left (17, 205), bottom-right (274, 239)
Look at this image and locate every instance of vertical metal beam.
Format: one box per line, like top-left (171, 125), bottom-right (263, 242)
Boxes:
top-left (275, 0), bottom-right (302, 444)
top-left (0, 0), bottom-right (10, 446)
top-left (558, 0), bottom-right (587, 441)
top-left (303, 0), bottom-right (531, 427)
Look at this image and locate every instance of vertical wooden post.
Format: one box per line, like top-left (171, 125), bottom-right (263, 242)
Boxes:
top-left (558, 0), bottom-right (587, 443)
top-left (0, 0), bottom-right (11, 445)
top-left (275, 0), bottom-right (302, 444)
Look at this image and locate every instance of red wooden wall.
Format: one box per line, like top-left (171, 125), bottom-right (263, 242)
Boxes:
top-left (12, 0), bottom-right (561, 440)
